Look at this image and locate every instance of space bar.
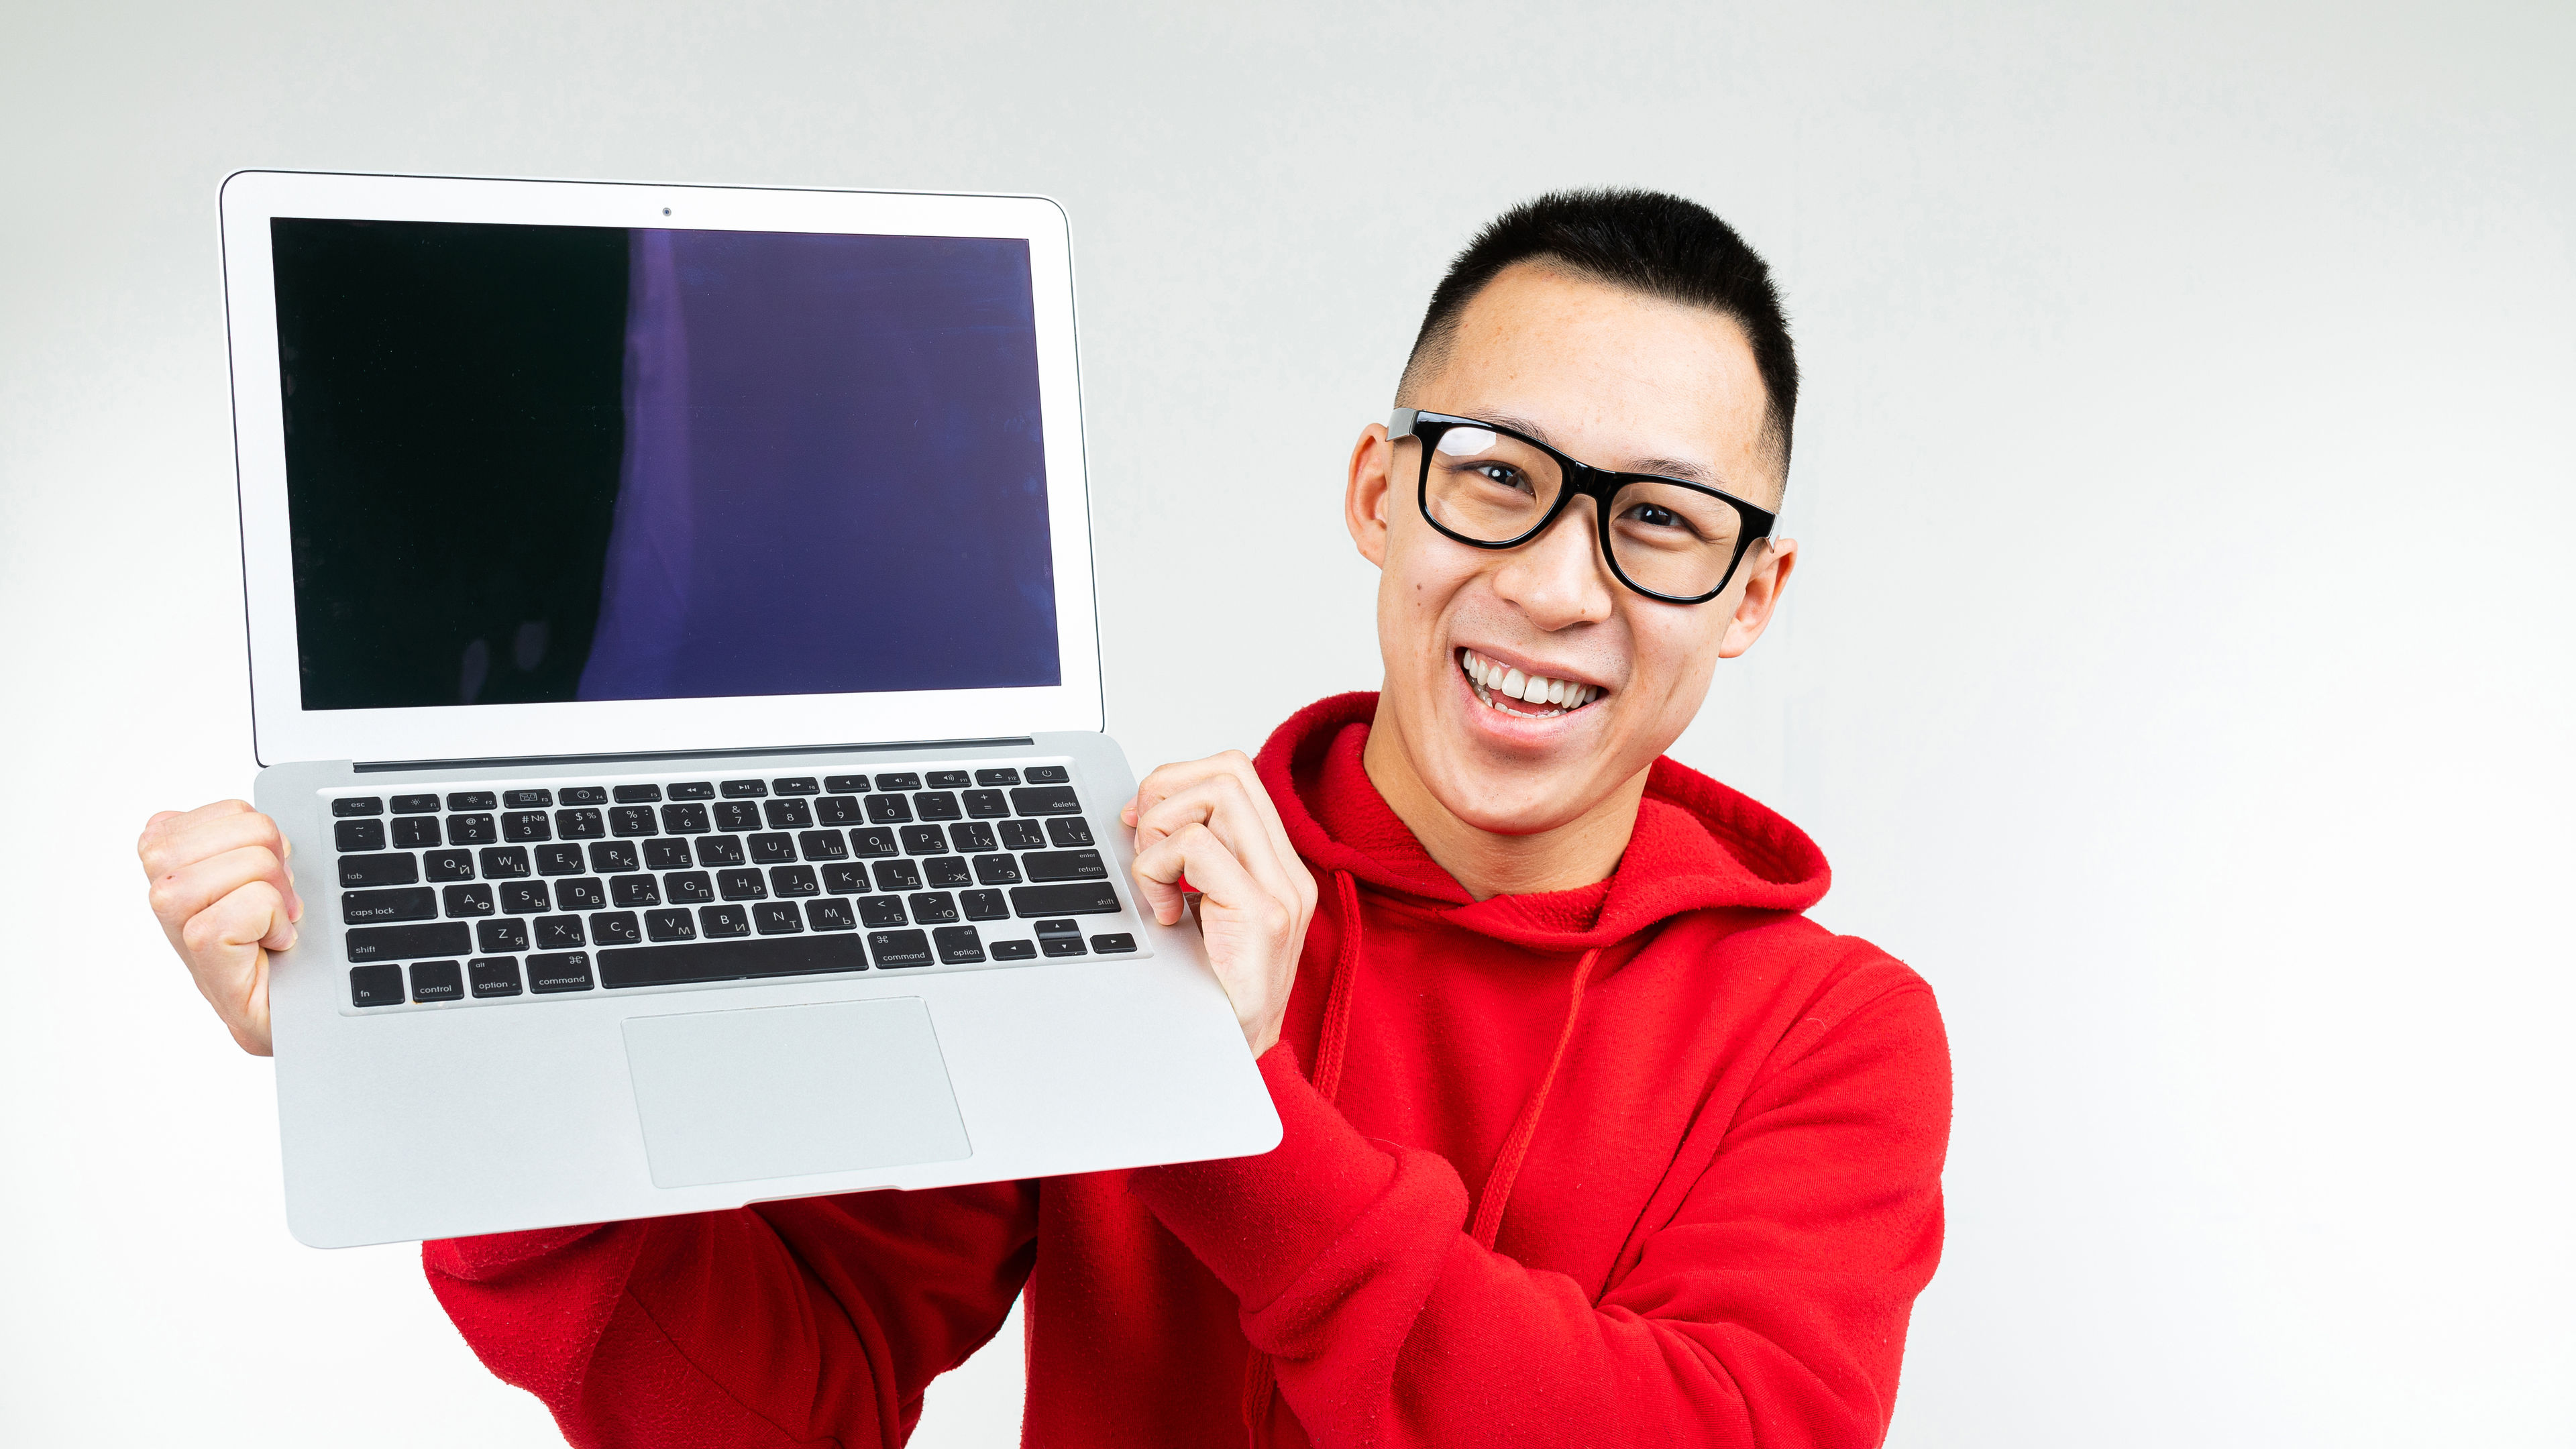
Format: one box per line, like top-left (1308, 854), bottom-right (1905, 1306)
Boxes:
top-left (598, 935), bottom-right (870, 989)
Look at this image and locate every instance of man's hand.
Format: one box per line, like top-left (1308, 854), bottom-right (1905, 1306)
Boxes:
top-left (138, 800), bottom-right (304, 1057)
top-left (1123, 751), bottom-right (1317, 1056)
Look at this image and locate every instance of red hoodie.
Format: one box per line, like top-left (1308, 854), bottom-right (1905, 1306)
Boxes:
top-left (424, 693), bottom-right (1951, 1448)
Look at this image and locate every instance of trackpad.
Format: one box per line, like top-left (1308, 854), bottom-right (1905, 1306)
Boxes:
top-left (623, 998), bottom-right (971, 1189)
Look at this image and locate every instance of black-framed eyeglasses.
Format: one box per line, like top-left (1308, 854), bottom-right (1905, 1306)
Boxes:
top-left (1390, 409), bottom-right (1777, 605)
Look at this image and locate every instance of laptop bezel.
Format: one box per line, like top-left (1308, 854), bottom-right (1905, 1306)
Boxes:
top-left (220, 170), bottom-right (1106, 767)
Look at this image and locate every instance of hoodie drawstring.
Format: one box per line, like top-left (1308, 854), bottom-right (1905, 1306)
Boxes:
top-left (1242, 871), bottom-right (1603, 1444)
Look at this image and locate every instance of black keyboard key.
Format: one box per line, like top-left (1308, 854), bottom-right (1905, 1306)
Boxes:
top-left (447, 791), bottom-right (498, 811)
top-left (999, 819), bottom-right (1048, 851)
top-left (556, 877), bottom-right (607, 911)
top-left (1034, 918), bottom-right (1083, 938)
top-left (528, 951), bottom-right (594, 993)
top-left (1012, 883), bottom-right (1122, 917)
top-left (504, 788), bottom-right (553, 808)
top-left (927, 770), bottom-right (971, 789)
top-left (753, 901), bottom-right (805, 934)
top-left (818, 795), bottom-right (864, 824)
top-left (762, 798), bottom-right (813, 829)
top-left (695, 835), bottom-right (747, 866)
top-left (535, 843), bottom-right (585, 875)
top-left (665, 870), bottom-right (714, 904)
top-left (925, 856), bottom-right (973, 888)
top-left (1042, 934), bottom-right (1087, 958)
top-left (667, 781), bottom-right (715, 800)
top-left (1025, 849), bottom-right (1108, 883)
top-left (908, 892), bottom-right (961, 924)
top-left (590, 911), bottom-right (643, 946)
top-left (824, 774), bottom-right (870, 794)
top-left (859, 895), bottom-right (908, 928)
top-left (749, 833), bottom-right (797, 864)
top-left (479, 846), bottom-right (531, 878)
top-left (773, 776), bottom-right (818, 796)
top-left (660, 802), bottom-right (710, 834)
top-left (501, 811), bottom-right (551, 843)
top-left (477, 918), bottom-right (531, 954)
top-left (822, 862), bottom-right (869, 894)
top-left (333, 818), bottom-right (386, 853)
top-left (1011, 786), bottom-right (1081, 816)
top-left (1090, 933), bottom-right (1138, 954)
top-left (874, 772), bottom-right (922, 792)
top-left (865, 794), bottom-right (914, 824)
top-left (900, 824), bottom-right (947, 856)
top-left (611, 806), bottom-right (658, 838)
top-left (499, 881), bottom-right (550, 914)
top-left (645, 908), bottom-right (698, 942)
top-left (934, 925), bottom-right (985, 963)
top-left (338, 853), bottom-right (418, 888)
top-left (610, 873), bottom-right (661, 907)
top-left (613, 784), bottom-right (663, 804)
top-left (851, 826), bottom-right (898, 857)
top-left (700, 904), bottom-right (750, 938)
top-left (872, 859), bottom-right (922, 892)
top-left (391, 793), bottom-right (439, 814)
top-left (948, 822), bottom-right (997, 853)
top-left (345, 921), bottom-right (470, 963)
top-left (534, 915), bottom-right (586, 949)
top-left (962, 888), bottom-right (1008, 921)
top-left (443, 883), bottom-right (495, 917)
top-left (555, 808), bottom-right (605, 839)
top-left (342, 886), bottom-right (435, 925)
top-left (914, 791), bottom-right (962, 821)
top-left (806, 898), bottom-right (857, 932)
top-left (424, 849), bottom-right (476, 882)
top-left (349, 963), bottom-right (405, 1006)
top-left (971, 854), bottom-right (1022, 885)
top-left (769, 865), bottom-right (819, 897)
top-left (721, 778), bottom-right (768, 798)
top-left (589, 841), bottom-right (640, 873)
top-left (963, 789), bottom-right (1010, 819)
top-left (975, 767), bottom-right (1022, 786)
top-left (868, 929), bottom-right (934, 967)
top-left (409, 959), bottom-right (464, 1002)
top-left (598, 933), bottom-right (870, 989)
top-left (447, 813), bottom-right (498, 845)
top-left (797, 830), bottom-right (848, 861)
top-left (717, 868), bottom-right (767, 901)
top-left (714, 800), bottom-right (762, 833)
top-left (333, 796), bottom-right (382, 818)
top-left (559, 786), bottom-right (607, 806)
top-left (1024, 765), bottom-right (1069, 784)
top-left (1046, 816), bottom-right (1095, 848)
top-left (643, 838), bottom-right (694, 869)
top-left (468, 957), bottom-right (523, 998)
top-left (990, 938), bottom-right (1037, 961)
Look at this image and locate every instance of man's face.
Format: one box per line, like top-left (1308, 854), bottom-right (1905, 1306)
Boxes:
top-left (1346, 262), bottom-right (1795, 838)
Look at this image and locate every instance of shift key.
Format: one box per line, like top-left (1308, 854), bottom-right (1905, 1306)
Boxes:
top-left (345, 921), bottom-right (472, 963)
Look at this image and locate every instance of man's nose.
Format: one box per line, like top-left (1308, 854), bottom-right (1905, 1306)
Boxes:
top-left (1490, 498), bottom-right (1615, 630)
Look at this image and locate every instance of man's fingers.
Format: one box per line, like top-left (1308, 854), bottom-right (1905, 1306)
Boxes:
top-left (148, 845), bottom-right (303, 950)
top-left (139, 804), bottom-right (303, 924)
top-left (1133, 773), bottom-right (1308, 916)
top-left (1132, 822), bottom-right (1277, 933)
top-left (177, 880), bottom-right (288, 1056)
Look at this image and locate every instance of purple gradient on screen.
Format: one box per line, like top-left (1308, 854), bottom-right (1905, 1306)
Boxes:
top-left (578, 227), bottom-right (1059, 703)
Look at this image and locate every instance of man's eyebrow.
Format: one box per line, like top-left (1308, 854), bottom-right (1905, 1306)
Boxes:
top-left (1474, 411), bottom-right (1724, 486)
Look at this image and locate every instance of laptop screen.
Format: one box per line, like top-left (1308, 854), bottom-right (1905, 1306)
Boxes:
top-left (268, 217), bottom-right (1063, 712)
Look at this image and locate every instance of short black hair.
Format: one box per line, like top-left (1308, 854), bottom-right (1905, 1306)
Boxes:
top-left (1397, 189), bottom-right (1799, 477)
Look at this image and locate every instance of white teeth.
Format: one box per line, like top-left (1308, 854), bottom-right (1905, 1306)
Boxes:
top-left (1459, 649), bottom-right (1603, 715)
top-left (1500, 667), bottom-right (1526, 699)
top-left (1546, 678), bottom-right (1568, 704)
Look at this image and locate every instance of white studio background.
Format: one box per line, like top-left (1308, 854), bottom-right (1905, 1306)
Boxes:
top-left (2, 3), bottom-right (2569, 1445)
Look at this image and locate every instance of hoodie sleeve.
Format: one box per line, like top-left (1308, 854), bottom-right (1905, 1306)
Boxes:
top-left (421, 1181), bottom-right (1038, 1448)
top-left (1127, 977), bottom-right (1951, 1448)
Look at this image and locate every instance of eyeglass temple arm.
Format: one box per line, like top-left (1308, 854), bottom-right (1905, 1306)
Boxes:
top-left (1388, 408), bottom-right (1419, 437)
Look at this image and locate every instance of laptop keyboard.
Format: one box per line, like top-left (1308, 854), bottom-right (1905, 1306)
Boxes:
top-left (327, 765), bottom-right (1143, 1010)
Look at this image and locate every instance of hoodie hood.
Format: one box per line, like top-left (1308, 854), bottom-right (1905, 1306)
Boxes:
top-left (1256, 692), bottom-right (1831, 951)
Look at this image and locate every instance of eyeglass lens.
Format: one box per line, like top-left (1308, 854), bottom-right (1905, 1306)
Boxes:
top-left (1421, 424), bottom-right (1746, 598)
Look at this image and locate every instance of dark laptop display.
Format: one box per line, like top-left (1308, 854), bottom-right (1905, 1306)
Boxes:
top-left (267, 217), bottom-right (1061, 712)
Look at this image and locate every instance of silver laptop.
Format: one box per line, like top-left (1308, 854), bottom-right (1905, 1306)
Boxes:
top-left (219, 170), bottom-right (1279, 1248)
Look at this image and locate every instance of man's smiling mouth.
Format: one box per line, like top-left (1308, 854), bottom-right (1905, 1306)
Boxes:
top-left (1458, 649), bottom-right (1605, 720)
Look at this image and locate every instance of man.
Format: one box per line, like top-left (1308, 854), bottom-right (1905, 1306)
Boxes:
top-left (140, 189), bottom-right (1951, 1447)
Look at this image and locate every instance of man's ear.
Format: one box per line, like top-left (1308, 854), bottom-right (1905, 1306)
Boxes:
top-left (1344, 424), bottom-right (1394, 569)
top-left (1717, 537), bottom-right (1798, 659)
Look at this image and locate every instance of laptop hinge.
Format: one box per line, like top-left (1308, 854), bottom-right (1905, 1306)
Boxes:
top-left (351, 737), bottom-right (1037, 774)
